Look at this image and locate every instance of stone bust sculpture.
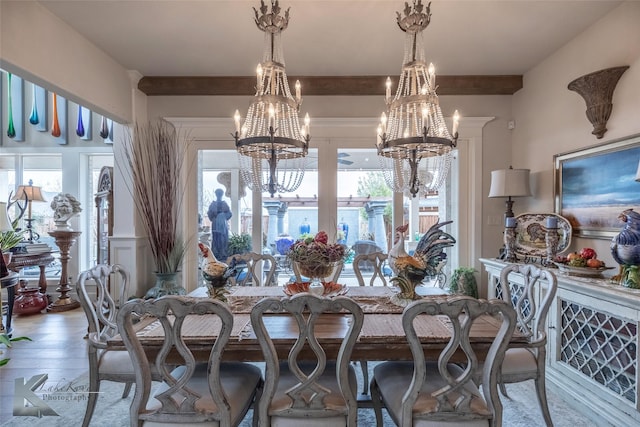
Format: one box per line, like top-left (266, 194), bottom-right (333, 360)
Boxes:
top-left (51, 193), bottom-right (82, 230)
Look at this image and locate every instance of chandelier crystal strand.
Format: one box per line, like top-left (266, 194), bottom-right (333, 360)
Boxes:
top-left (376, 0), bottom-right (459, 198)
top-left (233, 0), bottom-right (310, 197)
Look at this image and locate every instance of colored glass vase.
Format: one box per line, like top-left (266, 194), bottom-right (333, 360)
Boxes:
top-left (29, 84), bottom-right (39, 125)
top-left (6, 73), bottom-right (16, 138)
top-left (100, 116), bottom-right (109, 138)
top-left (51, 93), bottom-right (61, 137)
top-left (76, 105), bottom-right (85, 137)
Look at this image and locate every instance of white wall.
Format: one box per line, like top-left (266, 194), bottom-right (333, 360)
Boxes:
top-left (513, 1), bottom-right (640, 267)
top-left (0, 1), bottom-right (133, 123)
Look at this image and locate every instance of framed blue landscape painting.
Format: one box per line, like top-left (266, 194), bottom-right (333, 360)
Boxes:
top-left (554, 134), bottom-right (640, 239)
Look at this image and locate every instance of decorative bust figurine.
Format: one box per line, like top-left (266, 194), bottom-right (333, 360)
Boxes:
top-left (51, 193), bottom-right (82, 230)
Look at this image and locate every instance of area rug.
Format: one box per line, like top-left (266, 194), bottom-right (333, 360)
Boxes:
top-left (2, 365), bottom-right (600, 427)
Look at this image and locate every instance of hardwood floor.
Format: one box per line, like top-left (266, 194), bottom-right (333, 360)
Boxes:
top-left (1, 306), bottom-right (89, 423)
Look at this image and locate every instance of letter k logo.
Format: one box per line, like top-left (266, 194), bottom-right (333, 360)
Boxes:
top-left (13, 374), bottom-right (59, 417)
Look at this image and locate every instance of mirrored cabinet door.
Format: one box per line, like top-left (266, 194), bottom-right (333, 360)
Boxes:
top-left (95, 166), bottom-right (113, 266)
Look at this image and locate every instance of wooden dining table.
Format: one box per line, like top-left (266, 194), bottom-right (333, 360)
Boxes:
top-left (107, 285), bottom-right (527, 363)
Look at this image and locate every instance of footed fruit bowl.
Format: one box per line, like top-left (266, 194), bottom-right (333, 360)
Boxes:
top-left (283, 281), bottom-right (348, 297)
top-left (553, 262), bottom-right (614, 278)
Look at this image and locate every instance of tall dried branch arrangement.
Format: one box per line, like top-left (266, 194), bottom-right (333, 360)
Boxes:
top-left (121, 120), bottom-right (191, 274)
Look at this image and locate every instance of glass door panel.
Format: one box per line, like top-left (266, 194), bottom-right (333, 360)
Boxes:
top-left (200, 150), bottom-right (250, 257)
top-left (337, 149), bottom-right (392, 286)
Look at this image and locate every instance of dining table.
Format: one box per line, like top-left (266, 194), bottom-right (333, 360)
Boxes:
top-left (107, 285), bottom-right (527, 363)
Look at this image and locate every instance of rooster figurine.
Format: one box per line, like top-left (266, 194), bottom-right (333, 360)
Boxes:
top-left (388, 224), bottom-right (414, 276)
top-left (389, 220), bottom-right (456, 300)
top-left (610, 209), bottom-right (640, 287)
top-left (198, 243), bottom-right (236, 299)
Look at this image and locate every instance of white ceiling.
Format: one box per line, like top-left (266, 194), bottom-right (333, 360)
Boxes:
top-left (38, 0), bottom-right (622, 78)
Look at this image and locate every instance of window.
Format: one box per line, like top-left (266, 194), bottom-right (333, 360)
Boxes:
top-left (199, 149), bottom-right (320, 259)
top-left (22, 156), bottom-right (63, 241)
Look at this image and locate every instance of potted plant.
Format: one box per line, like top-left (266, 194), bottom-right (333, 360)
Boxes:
top-left (0, 335), bottom-right (31, 367)
top-left (122, 119), bottom-right (192, 298)
top-left (0, 229), bottom-right (23, 255)
top-left (0, 201), bottom-right (24, 265)
top-left (227, 232), bottom-right (252, 257)
top-left (450, 267), bottom-right (478, 298)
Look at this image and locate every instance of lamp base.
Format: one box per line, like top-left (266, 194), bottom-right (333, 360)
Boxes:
top-left (504, 197), bottom-right (515, 219)
top-left (24, 218), bottom-right (41, 243)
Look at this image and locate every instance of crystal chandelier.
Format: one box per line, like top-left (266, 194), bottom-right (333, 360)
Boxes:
top-left (233, 0), bottom-right (310, 198)
top-left (376, 0), bottom-right (460, 198)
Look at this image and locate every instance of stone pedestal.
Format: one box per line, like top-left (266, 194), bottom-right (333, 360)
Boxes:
top-left (47, 230), bottom-right (81, 312)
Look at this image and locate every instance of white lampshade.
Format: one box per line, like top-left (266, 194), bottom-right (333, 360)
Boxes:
top-left (488, 167), bottom-right (532, 198)
top-left (635, 159), bottom-right (640, 182)
top-left (0, 202), bottom-right (13, 233)
top-left (12, 183), bottom-right (46, 202)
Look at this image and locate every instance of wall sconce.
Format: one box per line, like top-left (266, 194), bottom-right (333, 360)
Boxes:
top-left (11, 180), bottom-right (47, 243)
top-left (488, 166), bottom-right (532, 219)
top-left (568, 66), bottom-right (629, 139)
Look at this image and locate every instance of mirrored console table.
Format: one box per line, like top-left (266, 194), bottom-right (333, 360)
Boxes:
top-left (481, 258), bottom-right (640, 427)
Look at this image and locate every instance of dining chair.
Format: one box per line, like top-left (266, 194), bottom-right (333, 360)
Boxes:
top-left (117, 295), bottom-right (263, 427)
top-left (76, 263), bottom-right (136, 427)
top-left (498, 263), bottom-right (558, 427)
top-left (226, 252), bottom-right (277, 286)
top-left (250, 293), bottom-right (364, 427)
top-left (370, 296), bottom-right (517, 427)
top-left (351, 250), bottom-right (389, 395)
top-left (353, 251), bottom-right (389, 287)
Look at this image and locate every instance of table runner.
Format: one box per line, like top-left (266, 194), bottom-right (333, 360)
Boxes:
top-left (135, 312), bottom-right (252, 341)
top-left (358, 314), bottom-right (452, 340)
top-left (223, 285), bottom-right (417, 314)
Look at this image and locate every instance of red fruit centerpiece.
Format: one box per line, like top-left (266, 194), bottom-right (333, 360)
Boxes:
top-left (287, 231), bottom-right (346, 282)
top-left (579, 247), bottom-right (597, 260)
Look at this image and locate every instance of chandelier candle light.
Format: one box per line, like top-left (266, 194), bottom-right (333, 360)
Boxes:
top-left (377, 0), bottom-right (459, 198)
top-left (233, 0), bottom-right (310, 198)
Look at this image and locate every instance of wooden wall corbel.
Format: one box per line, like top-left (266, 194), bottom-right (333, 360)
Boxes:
top-left (568, 66), bottom-right (629, 139)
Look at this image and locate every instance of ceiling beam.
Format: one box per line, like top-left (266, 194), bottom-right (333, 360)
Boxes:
top-left (138, 75), bottom-right (522, 96)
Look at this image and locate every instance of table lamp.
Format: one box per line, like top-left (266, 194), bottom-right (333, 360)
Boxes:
top-left (12, 179), bottom-right (47, 243)
top-left (488, 166), bottom-right (532, 219)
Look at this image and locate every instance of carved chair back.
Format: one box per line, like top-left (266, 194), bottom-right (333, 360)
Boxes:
top-left (499, 263), bottom-right (557, 345)
top-left (353, 251), bottom-right (389, 286)
top-left (77, 263), bottom-right (128, 344)
top-left (371, 296), bottom-right (516, 426)
top-left (226, 252), bottom-right (277, 286)
top-left (117, 296), bottom-right (251, 426)
top-left (250, 293), bottom-right (363, 427)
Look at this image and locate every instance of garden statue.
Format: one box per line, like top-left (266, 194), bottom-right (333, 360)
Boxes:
top-left (207, 188), bottom-right (232, 261)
